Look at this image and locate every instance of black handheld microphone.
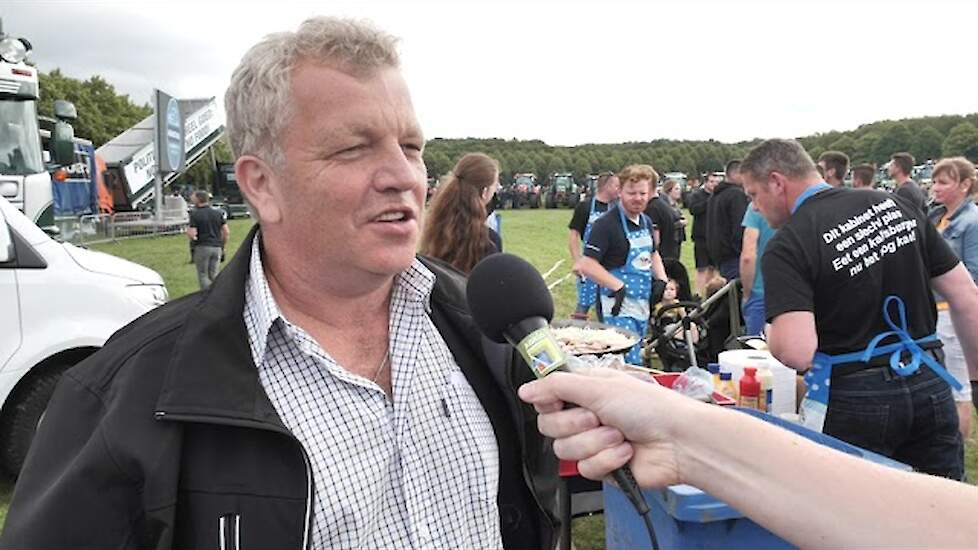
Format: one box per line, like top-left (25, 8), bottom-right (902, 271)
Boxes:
top-left (466, 254), bottom-right (658, 549)
top-left (466, 253), bottom-right (569, 378)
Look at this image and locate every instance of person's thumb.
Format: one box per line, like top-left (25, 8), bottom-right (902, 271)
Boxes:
top-left (518, 371), bottom-right (619, 410)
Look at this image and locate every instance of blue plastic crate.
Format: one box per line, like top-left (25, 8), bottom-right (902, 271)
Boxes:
top-left (604, 408), bottom-right (910, 550)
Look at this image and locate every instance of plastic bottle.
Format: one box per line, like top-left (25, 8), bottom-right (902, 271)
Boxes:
top-left (738, 367), bottom-right (761, 410)
top-left (757, 367), bottom-right (774, 413)
top-left (707, 363), bottom-right (721, 390)
top-left (717, 372), bottom-right (737, 400)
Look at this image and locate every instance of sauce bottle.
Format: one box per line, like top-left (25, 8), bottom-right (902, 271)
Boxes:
top-left (757, 367), bottom-right (774, 413)
top-left (739, 367), bottom-right (761, 410)
top-left (707, 363), bottom-right (721, 390)
top-left (717, 372), bottom-right (737, 400)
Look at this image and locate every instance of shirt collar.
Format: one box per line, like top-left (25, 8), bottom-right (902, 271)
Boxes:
top-left (791, 182), bottom-right (832, 213)
top-left (243, 233), bottom-right (436, 368)
top-left (244, 234), bottom-right (283, 370)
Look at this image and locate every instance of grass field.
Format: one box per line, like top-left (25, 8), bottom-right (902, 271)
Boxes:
top-left (1, 209), bottom-right (975, 547)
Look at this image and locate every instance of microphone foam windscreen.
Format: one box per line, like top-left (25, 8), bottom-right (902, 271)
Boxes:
top-left (466, 253), bottom-right (555, 343)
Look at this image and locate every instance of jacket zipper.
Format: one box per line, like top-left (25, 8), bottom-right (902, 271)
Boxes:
top-left (155, 411), bottom-right (314, 550)
top-left (504, 361), bottom-right (556, 536)
top-left (219, 513), bottom-right (240, 550)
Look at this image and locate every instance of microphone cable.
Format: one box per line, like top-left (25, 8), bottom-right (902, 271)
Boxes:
top-left (611, 465), bottom-right (659, 550)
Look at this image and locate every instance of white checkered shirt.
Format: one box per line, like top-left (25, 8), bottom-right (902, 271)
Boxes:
top-left (243, 236), bottom-right (502, 550)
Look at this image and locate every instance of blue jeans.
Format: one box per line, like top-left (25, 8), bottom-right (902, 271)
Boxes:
top-left (824, 362), bottom-right (963, 479)
top-left (742, 293), bottom-right (765, 336)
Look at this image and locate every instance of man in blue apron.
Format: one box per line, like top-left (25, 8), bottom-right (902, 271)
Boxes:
top-left (574, 165), bottom-right (668, 365)
top-left (568, 172), bottom-right (620, 318)
top-left (741, 139), bottom-right (978, 479)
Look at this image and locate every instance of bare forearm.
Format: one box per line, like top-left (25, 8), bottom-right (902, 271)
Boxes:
top-left (934, 265), bottom-right (978, 379)
top-left (678, 403), bottom-right (978, 549)
top-left (949, 289), bottom-right (978, 379)
top-left (650, 252), bottom-right (667, 282)
top-left (740, 256), bottom-right (756, 299)
top-left (568, 231), bottom-right (582, 261)
top-left (575, 257), bottom-right (623, 290)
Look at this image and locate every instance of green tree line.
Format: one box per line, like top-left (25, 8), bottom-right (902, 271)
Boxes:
top-left (35, 69), bottom-right (978, 187)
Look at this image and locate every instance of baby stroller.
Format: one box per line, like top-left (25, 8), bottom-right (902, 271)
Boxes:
top-left (645, 259), bottom-right (745, 372)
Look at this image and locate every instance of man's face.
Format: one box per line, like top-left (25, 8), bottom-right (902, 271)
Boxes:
top-left (620, 179), bottom-right (650, 217)
top-left (743, 172), bottom-right (790, 228)
top-left (887, 162), bottom-right (901, 179)
top-left (705, 175), bottom-right (719, 192)
top-left (267, 62), bottom-right (427, 278)
top-left (607, 176), bottom-right (621, 201)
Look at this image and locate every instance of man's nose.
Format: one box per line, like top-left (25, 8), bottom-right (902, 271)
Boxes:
top-left (373, 142), bottom-right (424, 192)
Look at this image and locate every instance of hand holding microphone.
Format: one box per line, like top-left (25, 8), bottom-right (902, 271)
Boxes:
top-left (467, 253), bottom-right (659, 544)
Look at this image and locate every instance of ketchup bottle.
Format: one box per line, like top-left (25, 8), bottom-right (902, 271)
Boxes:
top-left (739, 367), bottom-right (761, 411)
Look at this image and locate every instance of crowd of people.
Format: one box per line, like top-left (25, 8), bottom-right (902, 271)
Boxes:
top-left (3, 13), bottom-right (978, 550)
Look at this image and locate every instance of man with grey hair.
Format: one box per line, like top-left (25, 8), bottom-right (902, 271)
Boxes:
top-left (2, 17), bottom-right (557, 550)
top-left (740, 138), bottom-right (978, 479)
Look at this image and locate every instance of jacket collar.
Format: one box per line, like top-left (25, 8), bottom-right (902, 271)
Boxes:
top-left (156, 224), bottom-right (286, 427)
top-left (155, 226), bottom-right (499, 429)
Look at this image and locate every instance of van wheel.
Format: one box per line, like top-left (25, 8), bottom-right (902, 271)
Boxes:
top-left (0, 365), bottom-right (69, 477)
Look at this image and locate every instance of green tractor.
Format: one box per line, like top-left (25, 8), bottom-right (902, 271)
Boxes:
top-left (544, 172), bottom-right (580, 209)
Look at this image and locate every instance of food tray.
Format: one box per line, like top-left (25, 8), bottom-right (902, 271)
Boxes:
top-left (550, 318), bottom-right (641, 356)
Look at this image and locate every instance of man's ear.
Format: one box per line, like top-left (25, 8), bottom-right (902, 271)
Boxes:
top-left (235, 155), bottom-right (282, 224)
top-left (770, 172), bottom-right (788, 195)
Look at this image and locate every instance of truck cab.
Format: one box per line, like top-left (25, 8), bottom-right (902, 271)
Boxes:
top-left (0, 29), bottom-right (76, 231)
top-left (0, 194), bottom-right (167, 475)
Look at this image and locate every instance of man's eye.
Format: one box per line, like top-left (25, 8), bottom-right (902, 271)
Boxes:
top-left (336, 144), bottom-right (365, 156)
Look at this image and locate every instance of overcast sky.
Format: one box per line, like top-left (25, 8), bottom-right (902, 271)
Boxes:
top-left (5, 0), bottom-right (976, 146)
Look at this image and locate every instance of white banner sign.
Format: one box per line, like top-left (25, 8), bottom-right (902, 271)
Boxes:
top-left (184, 100), bottom-right (219, 152)
top-left (123, 143), bottom-right (156, 195)
top-left (122, 98), bottom-right (223, 195)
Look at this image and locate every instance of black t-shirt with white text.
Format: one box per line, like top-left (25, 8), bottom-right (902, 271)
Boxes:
top-left (763, 188), bottom-right (959, 356)
top-left (568, 198), bottom-right (611, 237)
top-left (584, 205), bottom-right (651, 271)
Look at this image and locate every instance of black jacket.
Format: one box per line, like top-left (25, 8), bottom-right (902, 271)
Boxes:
top-left (644, 196), bottom-right (678, 260)
top-left (706, 181), bottom-right (750, 265)
top-left (687, 188), bottom-right (711, 241)
top-left (1, 227), bottom-right (558, 550)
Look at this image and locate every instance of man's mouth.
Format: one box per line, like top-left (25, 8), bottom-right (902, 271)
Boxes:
top-left (373, 208), bottom-right (415, 223)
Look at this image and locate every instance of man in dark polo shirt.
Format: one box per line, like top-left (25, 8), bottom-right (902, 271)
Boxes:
top-left (568, 172), bottom-right (619, 316)
top-left (575, 164), bottom-right (667, 364)
top-left (890, 152), bottom-right (928, 214)
top-left (188, 190), bottom-right (229, 289)
top-left (741, 138), bottom-right (978, 479)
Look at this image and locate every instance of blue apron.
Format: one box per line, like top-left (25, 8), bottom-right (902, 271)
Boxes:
top-left (793, 183), bottom-right (963, 431)
top-left (576, 198), bottom-right (604, 310)
top-left (600, 206), bottom-right (654, 364)
top-left (800, 296), bottom-right (962, 432)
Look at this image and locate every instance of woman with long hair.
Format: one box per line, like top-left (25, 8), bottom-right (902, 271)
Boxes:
top-left (420, 153), bottom-right (501, 273)
top-left (928, 157), bottom-right (978, 439)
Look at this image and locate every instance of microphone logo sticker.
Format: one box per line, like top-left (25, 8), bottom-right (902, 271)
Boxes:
top-left (516, 328), bottom-right (568, 378)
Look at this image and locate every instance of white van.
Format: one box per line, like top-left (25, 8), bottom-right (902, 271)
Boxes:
top-left (0, 195), bottom-right (167, 475)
